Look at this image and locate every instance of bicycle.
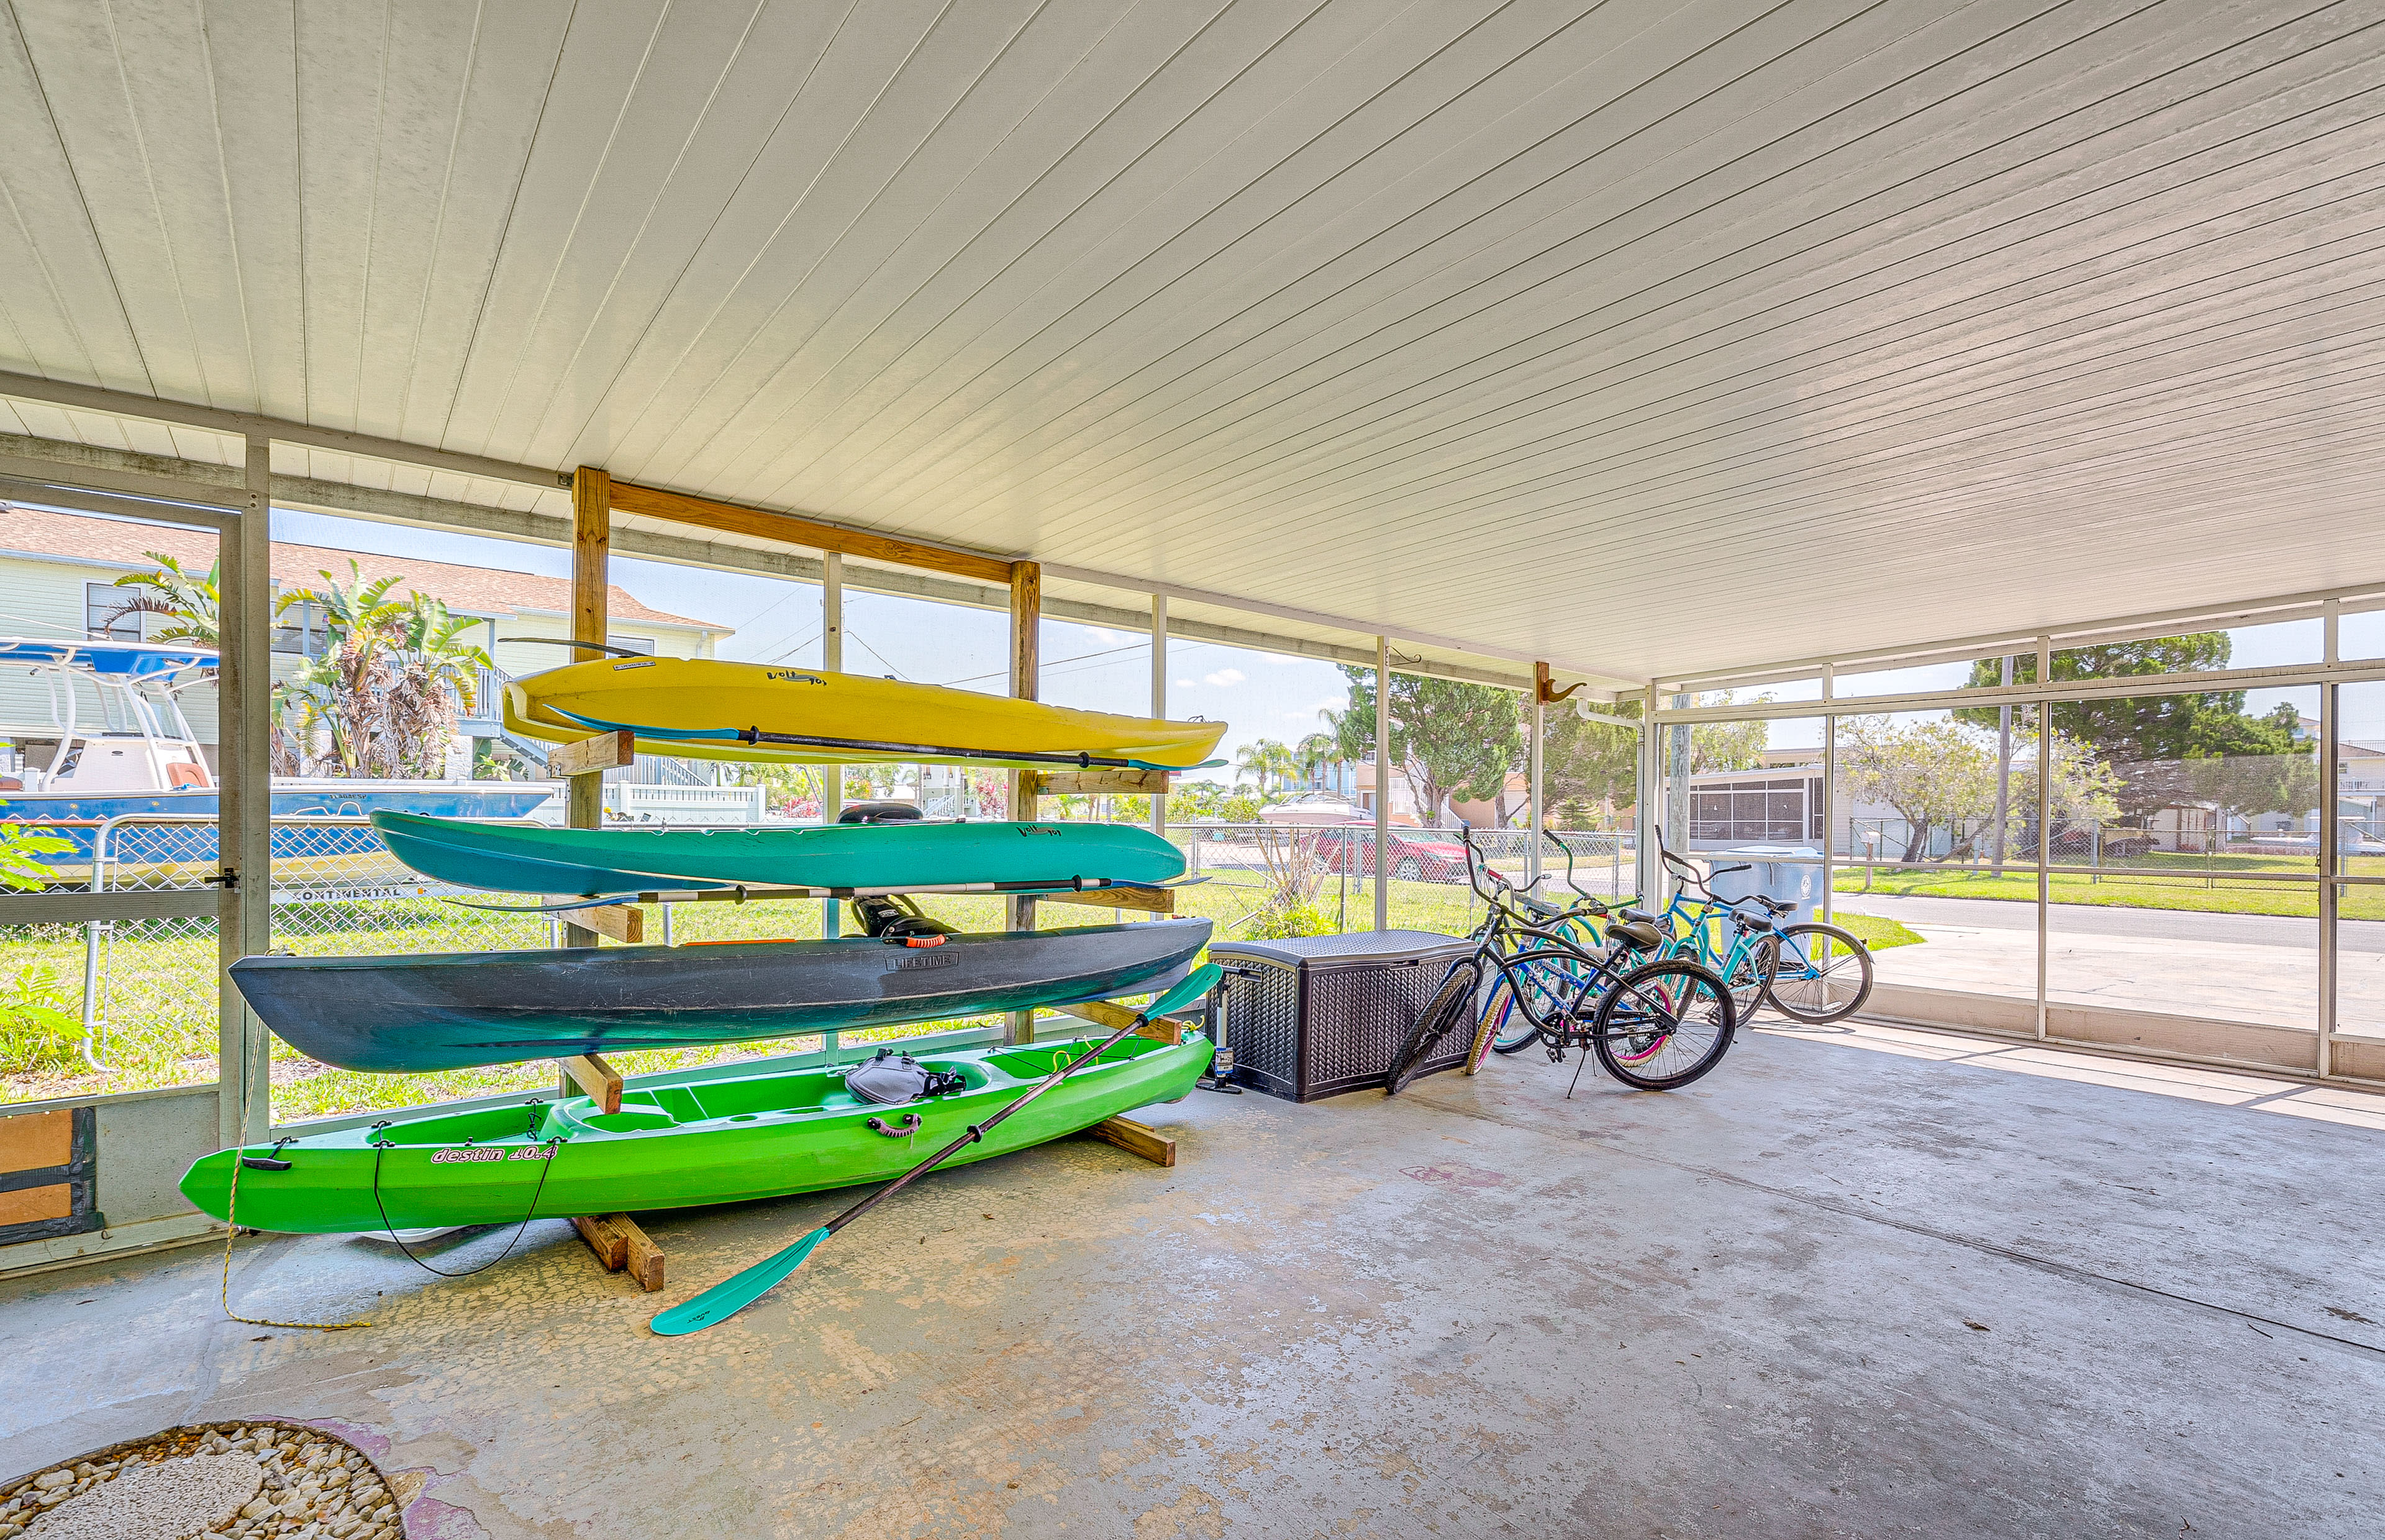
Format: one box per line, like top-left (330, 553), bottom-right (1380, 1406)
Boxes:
top-left (1653, 839), bottom-right (1874, 1026)
top-left (1387, 830), bottom-right (1737, 1095)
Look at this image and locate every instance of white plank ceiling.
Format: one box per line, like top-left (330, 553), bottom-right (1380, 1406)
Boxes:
top-left (3, 0), bottom-right (2383, 685)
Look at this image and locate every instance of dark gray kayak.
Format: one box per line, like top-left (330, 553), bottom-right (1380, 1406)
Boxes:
top-left (231, 919), bottom-right (1211, 1073)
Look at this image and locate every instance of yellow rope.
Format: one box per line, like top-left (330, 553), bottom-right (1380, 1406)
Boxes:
top-left (219, 1120), bottom-right (371, 1331)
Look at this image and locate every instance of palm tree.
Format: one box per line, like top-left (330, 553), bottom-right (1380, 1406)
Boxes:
top-left (1294, 732), bottom-right (1340, 791)
top-left (106, 553), bottom-right (220, 648)
top-left (1233, 738), bottom-right (1297, 796)
top-left (278, 564), bottom-right (491, 777)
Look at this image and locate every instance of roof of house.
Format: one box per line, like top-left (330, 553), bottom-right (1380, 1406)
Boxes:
top-left (0, 504), bottom-right (722, 633)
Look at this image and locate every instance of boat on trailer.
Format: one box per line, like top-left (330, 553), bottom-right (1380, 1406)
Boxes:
top-left (179, 1031), bottom-right (1212, 1234)
top-left (0, 639), bottom-right (554, 861)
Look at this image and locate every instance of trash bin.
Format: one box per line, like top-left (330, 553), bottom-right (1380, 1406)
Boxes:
top-left (1702, 845), bottom-right (1824, 927)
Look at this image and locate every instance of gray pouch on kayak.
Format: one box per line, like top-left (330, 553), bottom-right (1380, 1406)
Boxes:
top-left (844, 1049), bottom-right (966, 1106)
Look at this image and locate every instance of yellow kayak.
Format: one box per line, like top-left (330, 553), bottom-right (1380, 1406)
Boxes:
top-left (504, 656), bottom-right (1225, 771)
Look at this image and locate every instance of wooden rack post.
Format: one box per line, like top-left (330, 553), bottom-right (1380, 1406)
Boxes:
top-left (1006, 561), bottom-right (1040, 1044)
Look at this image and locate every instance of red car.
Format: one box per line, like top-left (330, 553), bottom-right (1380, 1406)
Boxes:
top-left (1299, 827), bottom-right (1471, 882)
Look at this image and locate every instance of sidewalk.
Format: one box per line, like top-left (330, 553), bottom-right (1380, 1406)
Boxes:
top-left (1837, 895), bottom-right (2385, 1033)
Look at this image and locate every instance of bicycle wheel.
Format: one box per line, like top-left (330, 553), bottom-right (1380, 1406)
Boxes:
top-left (1763, 923), bottom-right (1874, 1024)
top-left (1591, 958), bottom-right (1735, 1091)
top-left (1723, 932), bottom-right (1779, 1024)
top-left (1389, 959), bottom-right (1481, 1095)
top-left (1463, 969), bottom-right (1504, 1074)
top-left (1481, 966), bottom-right (1560, 1056)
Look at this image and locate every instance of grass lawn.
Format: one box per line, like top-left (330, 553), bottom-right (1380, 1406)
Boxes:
top-left (1827, 910), bottom-right (1926, 950)
top-left (0, 871), bottom-right (1490, 1118)
top-left (1835, 865), bottom-right (2382, 921)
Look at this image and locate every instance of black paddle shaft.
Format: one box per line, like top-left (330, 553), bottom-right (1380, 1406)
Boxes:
top-left (732, 727), bottom-right (1141, 771)
top-left (820, 1021), bottom-right (1141, 1238)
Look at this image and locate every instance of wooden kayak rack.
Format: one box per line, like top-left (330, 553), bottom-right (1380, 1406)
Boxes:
top-left (553, 1053), bottom-right (667, 1292)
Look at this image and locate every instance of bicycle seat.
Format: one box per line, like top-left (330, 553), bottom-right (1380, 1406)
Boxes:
top-left (1606, 920), bottom-right (1665, 951)
top-left (1732, 914), bottom-right (1775, 933)
top-left (1757, 896), bottom-right (1795, 915)
top-left (1620, 908), bottom-right (1656, 925)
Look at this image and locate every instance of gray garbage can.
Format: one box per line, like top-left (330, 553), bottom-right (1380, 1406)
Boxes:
top-left (1703, 845), bottom-right (1823, 926)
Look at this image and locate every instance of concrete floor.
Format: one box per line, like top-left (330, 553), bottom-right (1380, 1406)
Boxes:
top-left (4, 1029), bottom-right (2381, 1539)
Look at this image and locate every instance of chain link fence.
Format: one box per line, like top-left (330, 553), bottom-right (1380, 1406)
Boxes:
top-left (1, 812), bottom-right (1637, 1115)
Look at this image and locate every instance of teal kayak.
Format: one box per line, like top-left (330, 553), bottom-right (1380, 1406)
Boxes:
top-left (370, 811), bottom-right (1186, 896)
top-left (181, 1033), bottom-right (1212, 1234)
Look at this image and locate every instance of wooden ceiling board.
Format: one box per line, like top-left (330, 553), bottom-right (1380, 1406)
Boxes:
top-left (2, 2), bottom-right (2384, 684)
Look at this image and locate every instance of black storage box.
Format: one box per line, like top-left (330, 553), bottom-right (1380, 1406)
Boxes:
top-left (1211, 930), bottom-right (1476, 1102)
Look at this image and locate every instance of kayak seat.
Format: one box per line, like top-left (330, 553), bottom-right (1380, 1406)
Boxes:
top-left (839, 801), bottom-right (923, 823)
top-left (851, 894), bottom-right (960, 940)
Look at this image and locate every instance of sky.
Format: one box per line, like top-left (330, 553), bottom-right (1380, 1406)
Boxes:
top-left (270, 509), bottom-right (1352, 782)
top-left (266, 508), bottom-right (2385, 766)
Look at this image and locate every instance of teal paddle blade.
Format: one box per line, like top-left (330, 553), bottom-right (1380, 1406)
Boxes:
top-left (650, 1226), bottom-right (829, 1336)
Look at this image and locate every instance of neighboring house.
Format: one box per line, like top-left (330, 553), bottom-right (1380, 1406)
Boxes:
top-left (0, 504), bottom-right (728, 772)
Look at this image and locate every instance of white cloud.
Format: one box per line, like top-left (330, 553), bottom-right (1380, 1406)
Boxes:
top-left (1204, 668), bottom-right (1245, 686)
top-left (1174, 677), bottom-right (1194, 689)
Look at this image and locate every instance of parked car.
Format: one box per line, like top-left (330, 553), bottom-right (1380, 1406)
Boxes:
top-left (2047, 825), bottom-right (2160, 859)
top-left (1300, 826), bottom-right (1471, 882)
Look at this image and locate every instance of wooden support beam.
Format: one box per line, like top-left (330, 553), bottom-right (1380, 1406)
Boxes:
top-left (572, 1212), bottom-right (666, 1292)
top-left (578, 904), bottom-right (645, 944)
top-left (609, 479), bottom-right (1014, 585)
top-left (1086, 1115), bottom-right (1174, 1167)
top-left (1028, 767), bottom-right (1171, 797)
top-left (565, 467), bottom-right (612, 956)
top-left (559, 1052), bottom-right (623, 1114)
top-left (1007, 560), bottom-right (1042, 1045)
top-left (1037, 884), bottom-right (1176, 915)
top-left (1040, 997), bottom-right (1183, 1044)
top-left (546, 729), bottom-right (634, 778)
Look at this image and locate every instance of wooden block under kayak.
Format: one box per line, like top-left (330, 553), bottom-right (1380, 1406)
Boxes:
top-left (572, 1212), bottom-right (666, 1292)
top-left (579, 904), bottom-right (644, 944)
top-left (1042, 998), bottom-right (1181, 1044)
top-left (1028, 767), bottom-right (1171, 796)
top-left (1088, 1116), bottom-right (1174, 1168)
top-left (1039, 884), bottom-right (1174, 915)
top-left (546, 729), bottom-right (635, 778)
top-left (560, 1052), bottom-right (624, 1115)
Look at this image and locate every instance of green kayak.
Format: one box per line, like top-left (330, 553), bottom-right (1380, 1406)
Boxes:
top-left (180, 1033), bottom-right (1211, 1235)
top-left (369, 810), bottom-right (1186, 896)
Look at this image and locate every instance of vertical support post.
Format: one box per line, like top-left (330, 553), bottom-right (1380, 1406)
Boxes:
top-left (1991, 654), bottom-right (2014, 874)
top-left (2036, 677), bottom-right (2051, 1043)
top-left (1373, 635), bottom-right (1391, 931)
top-left (820, 551), bottom-right (844, 939)
top-left (564, 466), bottom-right (610, 954)
top-left (1007, 561), bottom-right (1042, 1043)
top-left (1527, 679), bottom-right (1544, 892)
top-left (1820, 663), bottom-right (1835, 925)
top-left (1637, 685), bottom-right (1658, 905)
top-left (2034, 635), bottom-right (2051, 1041)
top-left (218, 434), bottom-right (275, 1145)
top-left (2319, 675), bottom-right (2340, 1077)
top-left (1150, 594), bottom-right (1168, 838)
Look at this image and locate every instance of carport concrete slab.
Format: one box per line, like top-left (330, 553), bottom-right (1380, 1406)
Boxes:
top-left (3, 1030), bottom-right (2378, 1538)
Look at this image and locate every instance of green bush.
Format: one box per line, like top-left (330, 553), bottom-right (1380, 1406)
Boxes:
top-left (0, 964), bottom-right (81, 1073)
top-left (1248, 901), bottom-right (1333, 940)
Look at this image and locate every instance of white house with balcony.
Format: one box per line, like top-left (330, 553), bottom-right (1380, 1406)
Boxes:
top-left (0, 502), bottom-right (755, 817)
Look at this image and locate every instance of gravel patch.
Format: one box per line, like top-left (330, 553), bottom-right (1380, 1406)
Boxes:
top-left (1, 1423), bottom-right (402, 1540)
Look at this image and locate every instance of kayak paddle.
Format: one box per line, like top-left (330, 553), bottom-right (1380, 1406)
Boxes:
top-left (650, 963), bottom-right (1223, 1337)
top-left (546, 704), bottom-right (1225, 774)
